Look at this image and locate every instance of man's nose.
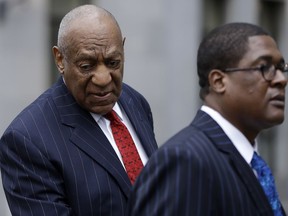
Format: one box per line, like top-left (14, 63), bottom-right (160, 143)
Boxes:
top-left (91, 65), bottom-right (112, 86)
top-left (272, 69), bottom-right (288, 88)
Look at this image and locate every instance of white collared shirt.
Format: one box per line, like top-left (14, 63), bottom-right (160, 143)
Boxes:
top-left (201, 105), bottom-right (257, 165)
top-left (90, 103), bottom-right (148, 168)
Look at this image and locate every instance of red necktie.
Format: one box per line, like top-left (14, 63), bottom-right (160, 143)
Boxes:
top-left (104, 110), bottom-right (143, 184)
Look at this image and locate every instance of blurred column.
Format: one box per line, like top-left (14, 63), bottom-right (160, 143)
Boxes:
top-left (225, 0), bottom-right (258, 23)
top-left (162, 0), bottom-right (203, 143)
top-left (0, 0), bottom-right (7, 21)
top-left (0, 0), bottom-right (49, 215)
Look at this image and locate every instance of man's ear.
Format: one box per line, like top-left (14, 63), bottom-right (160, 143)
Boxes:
top-left (52, 46), bottom-right (64, 74)
top-left (122, 37), bottom-right (126, 62)
top-left (122, 37), bottom-right (126, 46)
top-left (208, 69), bottom-right (226, 94)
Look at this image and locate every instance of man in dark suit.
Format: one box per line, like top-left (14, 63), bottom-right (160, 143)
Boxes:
top-left (0, 4), bottom-right (158, 216)
top-left (127, 23), bottom-right (288, 216)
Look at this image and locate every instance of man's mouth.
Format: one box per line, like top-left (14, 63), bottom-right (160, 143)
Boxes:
top-left (270, 94), bottom-right (285, 107)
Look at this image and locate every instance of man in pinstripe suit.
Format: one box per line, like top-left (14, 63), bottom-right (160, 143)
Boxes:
top-left (127, 23), bottom-right (287, 215)
top-left (0, 5), bottom-right (158, 216)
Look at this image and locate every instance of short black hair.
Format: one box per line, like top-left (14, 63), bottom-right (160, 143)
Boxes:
top-left (197, 22), bottom-right (270, 99)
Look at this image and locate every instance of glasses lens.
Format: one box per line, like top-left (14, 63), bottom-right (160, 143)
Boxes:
top-left (275, 63), bottom-right (288, 79)
top-left (261, 65), bottom-right (274, 81)
top-left (276, 63), bottom-right (285, 71)
top-left (283, 63), bottom-right (288, 72)
top-left (264, 63), bottom-right (288, 81)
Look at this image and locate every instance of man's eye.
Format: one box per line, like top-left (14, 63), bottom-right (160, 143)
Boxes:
top-left (79, 63), bottom-right (94, 71)
top-left (259, 64), bottom-right (271, 73)
top-left (106, 60), bottom-right (120, 68)
top-left (275, 62), bottom-right (287, 72)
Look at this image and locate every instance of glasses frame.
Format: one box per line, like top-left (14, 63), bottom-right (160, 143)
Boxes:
top-left (222, 63), bottom-right (288, 82)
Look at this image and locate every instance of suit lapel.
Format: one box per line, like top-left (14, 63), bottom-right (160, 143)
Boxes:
top-left (69, 120), bottom-right (132, 197)
top-left (52, 78), bottom-right (131, 198)
top-left (192, 110), bottom-right (273, 214)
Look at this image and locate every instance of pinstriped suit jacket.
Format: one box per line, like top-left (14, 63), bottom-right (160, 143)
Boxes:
top-left (127, 110), bottom-right (287, 216)
top-left (0, 77), bottom-right (158, 216)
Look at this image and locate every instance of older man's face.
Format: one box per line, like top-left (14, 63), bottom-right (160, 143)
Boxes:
top-left (57, 16), bottom-right (124, 115)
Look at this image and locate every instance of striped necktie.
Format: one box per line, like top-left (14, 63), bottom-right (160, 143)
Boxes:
top-left (105, 110), bottom-right (143, 184)
top-left (251, 152), bottom-right (283, 216)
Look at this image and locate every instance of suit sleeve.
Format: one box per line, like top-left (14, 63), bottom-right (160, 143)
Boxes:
top-left (127, 144), bottom-right (214, 216)
top-left (0, 129), bottom-right (73, 216)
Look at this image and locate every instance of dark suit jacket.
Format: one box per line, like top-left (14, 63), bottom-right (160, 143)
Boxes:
top-left (127, 110), bottom-right (286, 216)
top-left (0, 77), bottom-right (158, 216)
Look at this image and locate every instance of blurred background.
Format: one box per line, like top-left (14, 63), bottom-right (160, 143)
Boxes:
top-left (0, 0), bottom-right (287, 215)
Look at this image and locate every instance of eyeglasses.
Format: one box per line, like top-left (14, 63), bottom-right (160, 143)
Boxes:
top-left (223, 63), bottom-right (288, 81)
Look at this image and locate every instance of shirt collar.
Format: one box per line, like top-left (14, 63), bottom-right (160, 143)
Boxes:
top-left (90, 102), bottom-right (123, 123)
top-left (201, 105), bottom-right (256, 164)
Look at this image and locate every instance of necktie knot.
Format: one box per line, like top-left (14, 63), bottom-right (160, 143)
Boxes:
top-left (104, 110), bottom-right (121, 124)
top-left (251, 152), bottom-right (271, 178)
top-left (251, 152), bottom-right (283, 216)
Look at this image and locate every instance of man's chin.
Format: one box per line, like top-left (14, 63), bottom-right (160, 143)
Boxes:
top-left (265, 114), bottom-right (285, 128)
top-left (88, 103), bottom-right (116, 115)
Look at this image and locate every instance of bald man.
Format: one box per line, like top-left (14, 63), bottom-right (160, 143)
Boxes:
top-left (0, 4), bottom-right (158, 216)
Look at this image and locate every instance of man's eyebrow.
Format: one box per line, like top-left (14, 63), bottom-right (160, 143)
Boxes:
top-left (256, 55), bottom-right (273, 61)
top-left (106, 51), bottom-right (123, 58)
top-left (254, 55), bottom-right (285, 64)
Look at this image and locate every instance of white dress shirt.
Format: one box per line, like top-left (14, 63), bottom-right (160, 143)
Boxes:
top-left (90, 103), bottom-right (148, 168)
top-left (201, 105), bottom-right (257, 166)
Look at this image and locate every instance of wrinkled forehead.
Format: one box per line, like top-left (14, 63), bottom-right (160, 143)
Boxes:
top-left (62, 20), bottom-right (123, 59)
